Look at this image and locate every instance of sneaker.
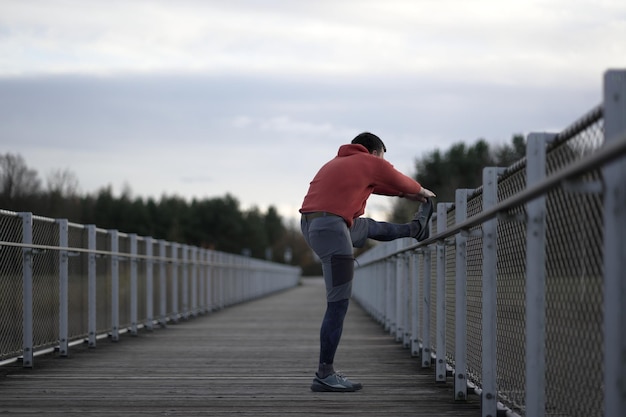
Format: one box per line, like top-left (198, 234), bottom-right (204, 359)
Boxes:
top-left (310, 372), bottom-right (363, 392)
top-left (411, 198), bottom-right (434, 241)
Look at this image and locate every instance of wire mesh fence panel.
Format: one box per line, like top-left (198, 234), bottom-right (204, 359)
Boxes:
top-left (96, 228), bottom-right (111, 335)
top-left (542, 115), bottom-right (604, 417)
top-left (495, 165), bottom-right (528, 411)
top-left (118, 233), bottom-right (132, 329)
top-left (0, 212), bottom-right (24, 361)
top-left (31, 217), bottom-right (60, 351)
top-left (465, 192), bottom-right (484, 388)
top-left (136, 237), bottom-right (148, 325)
top-left (67, 224), bottom-right (88, 341)
top-left (445, 207), bottom-right (457, 366)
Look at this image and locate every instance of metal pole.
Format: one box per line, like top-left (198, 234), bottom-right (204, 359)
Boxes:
top-left (395, 254), bottom-right (404, 342)
top-left (129, 234), bottom-right (138, 335)
top-left (436, 203), bottom-right (448, 383)
top-left (403, 254), bottom-right (411, 348)
top-left (182, 244), bottom-right (189, 319)
top-left (20, 212), bottom-right (33, 368)
top-left (386, 259), bottom-right (395, 334)
top-left (58, 219), bottom-right (69, 357)
top-left (454, 189), bottom-right (470, 401)
top-left (198, 248), bottom-right (206, 313)
top-left (159, 240), bottom-right (167, 326)
top-left (206, 249), bottom-right (213, 313)
top-left (191, 246), bottom-right (198, 316)
top-left (109, 230), bottom-right (119, 342)
top-left (603, 69), bottom-right (626, 417)
top-left (145, 237), bottom-right (154, 330)
top-left (411, 251), bottom-right (421, 357)
top-left (481, 167), bottom-right (501, 417)
top-left (87, 225), bottom-right (97, 348)
top-left (525, 133), bottom-right (552, 417)
top-left (421, 246), bottom-right (432, 368)
top-left (171, 243), bottom-right (179, 322)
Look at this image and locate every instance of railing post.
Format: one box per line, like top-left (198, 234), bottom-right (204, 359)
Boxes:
top-left (395, 254), bottom-right (404, 342)
top-left (87, 225), bottom-right (97, 348)
top-left (206, 249), bottom-right (213, 313)
top-left (411, 251), bottom-right (421, 357)
top-left (454, 189), bottom-right (470, 400)
top-left (225, 255), bottom-right (231, 306)
top-left (481, 167), bottom-right (501, 417)
top-left (171, 243), bottom-right (179, 322)
top-left (403, 253), bottom-right (411, 348)
top-left (421, 246), bottom-right (432, 368)
top-left (219, 252), bottom-right (225, 309)
top-left (57, 219), bottom-right (69, 357)
top-left (20, 212), bottom-right (33, 368)
top-left (525, 133), bottom-right (552, 417)
top-left (129, 234), bottom-right (138, 336)
top-left (198, 248), bottom-right (206, 313)
top-left (182, 244), bottom-right (189, 319)
top-left (145, 237), bottom-right (154, 330)
top-left (435, 203), bottom-right (449, 383)
top-left (158, 240), bottom-right (167, 326)
top-left (603, 69), bottom-right (626, 417)
top-left (109, 230), bottom-right (119, 342)
top-left (386, 258), bottom-right (395, 334)
top-left (373, 262), bottom-right (380, 327)
top-left (191, 246), bottom-right (198, 316)
top-left (217, 251), bottom-right (223, 302)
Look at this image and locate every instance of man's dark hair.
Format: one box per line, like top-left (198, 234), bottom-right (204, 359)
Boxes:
top-left (351, 132), bottom-right (387, 154)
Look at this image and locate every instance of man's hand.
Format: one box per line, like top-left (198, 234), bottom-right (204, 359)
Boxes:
top-left (403, 187), bottom-right (436, 202)
top-left (419, 187), bottom-right (436, 198)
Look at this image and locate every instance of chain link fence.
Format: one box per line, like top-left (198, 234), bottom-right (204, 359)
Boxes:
top-left (0, 213), bottom-right (301, 366)
top-left (352, 70), bottom-right (626, 417)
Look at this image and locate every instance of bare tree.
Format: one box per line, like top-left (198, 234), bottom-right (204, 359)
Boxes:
top-left (46, 168), bottom-right (80, 197)
top-left (0, 153), bottom-right (41, 199)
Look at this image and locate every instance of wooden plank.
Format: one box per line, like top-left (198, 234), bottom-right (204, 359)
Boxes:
top-left (0, 277), bottom-right (480, 416)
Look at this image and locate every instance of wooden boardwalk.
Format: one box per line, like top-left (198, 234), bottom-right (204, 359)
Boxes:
top-left (0, 277), bottom-right (480, 417)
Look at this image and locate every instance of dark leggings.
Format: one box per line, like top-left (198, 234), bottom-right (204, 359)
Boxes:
top-left (301, 215), bottom-right (411, 371)
top-left (319, 298), bottom-right (350, 365)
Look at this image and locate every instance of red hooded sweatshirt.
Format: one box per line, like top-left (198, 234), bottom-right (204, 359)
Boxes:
top-left (299, 144), bottom-right (422, 226)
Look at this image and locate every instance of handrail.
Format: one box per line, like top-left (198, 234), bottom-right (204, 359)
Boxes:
top-left (0, 239), bottom-right (297, 271)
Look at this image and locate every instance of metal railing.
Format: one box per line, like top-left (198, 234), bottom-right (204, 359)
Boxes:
top-left (352, 69), bottom-right (626, 417)
top-left (0, 211), bottom-right (301, 368)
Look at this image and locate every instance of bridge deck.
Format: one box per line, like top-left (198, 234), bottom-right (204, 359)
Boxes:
top-left (0, 278), bottom-right (480, 416)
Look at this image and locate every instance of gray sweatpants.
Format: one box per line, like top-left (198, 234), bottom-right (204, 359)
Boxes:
top-left (300, 214), bottom-right (411, 302)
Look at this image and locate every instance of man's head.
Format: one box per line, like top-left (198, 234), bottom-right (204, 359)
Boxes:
top-left (351, 132), bottom-right (387, 158)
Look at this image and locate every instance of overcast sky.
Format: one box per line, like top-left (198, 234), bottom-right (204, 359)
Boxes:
top-left (1, 0), bottom-right (624, 224)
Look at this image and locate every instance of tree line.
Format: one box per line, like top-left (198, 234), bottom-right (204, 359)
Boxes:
top-left (1, 135), bottom-right (525, 275)
top-left (0, 153), bottom-right (317, 271)
top-left (388, 135), bottom-right (526, 223)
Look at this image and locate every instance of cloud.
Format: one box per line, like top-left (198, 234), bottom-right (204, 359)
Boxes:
top-left (0, 0), bottom-right (624, 222)
top-left (180, 175), bottom-right (214, 184)
top-left (1, 0), bottom-right (624, 81)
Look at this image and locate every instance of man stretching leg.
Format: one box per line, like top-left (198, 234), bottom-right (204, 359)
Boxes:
top-left (299, 132), bottom-right (435, 392)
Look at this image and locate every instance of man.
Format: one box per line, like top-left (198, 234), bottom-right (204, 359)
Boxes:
top-left (299, 132), bottom-right (436, 392)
